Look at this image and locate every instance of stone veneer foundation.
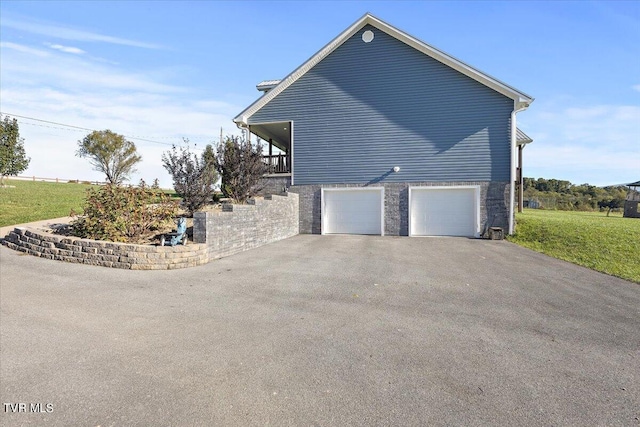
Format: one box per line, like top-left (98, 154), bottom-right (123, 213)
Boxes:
top-left (288, 181), bottom-right (511, 236)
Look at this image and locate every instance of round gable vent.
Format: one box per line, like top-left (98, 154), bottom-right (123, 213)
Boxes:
top-left (362, 30), bottom-right (374, 43)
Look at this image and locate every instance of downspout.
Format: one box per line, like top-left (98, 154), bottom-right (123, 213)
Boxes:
top-left (236, 122), bottom-right (249, 140)
top-left (510, 101), bottom-right (528, 234)
top-left (518, 144), bottom-right (524, 213)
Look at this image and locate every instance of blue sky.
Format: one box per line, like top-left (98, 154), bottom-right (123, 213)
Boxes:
top-left (1, 0), bottom-right (638, 188)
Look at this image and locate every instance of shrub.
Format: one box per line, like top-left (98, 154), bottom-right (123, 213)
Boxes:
top-left (214, 135), bottom-right (267, 203)
top-left (71, 179), bottom-right (179, 243)
top-left (161, 142), bottom-right (218, 215)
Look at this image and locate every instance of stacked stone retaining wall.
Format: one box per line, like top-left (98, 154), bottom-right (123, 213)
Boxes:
top-left (3, 193), bottom-right (299, 269)
top-left (194, 192), bottom-right (299, 259)
top-left (2, 228), bottom-right (208, 270)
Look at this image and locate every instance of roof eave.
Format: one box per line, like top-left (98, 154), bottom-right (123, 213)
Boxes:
top-left (234, 12), bottom-right (534, 123)
top-left (233, 13), bottom-right (372, 125)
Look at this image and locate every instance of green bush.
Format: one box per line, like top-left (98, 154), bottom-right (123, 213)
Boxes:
top-left (72, 180), bottom-right (179, 243)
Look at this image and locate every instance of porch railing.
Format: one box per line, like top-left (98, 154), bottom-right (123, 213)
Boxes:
top-left (262, 154), bottom-right (290, 174)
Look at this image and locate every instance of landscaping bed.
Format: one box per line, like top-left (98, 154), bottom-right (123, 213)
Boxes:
top-left (2, 226), bottom-right (208, 270)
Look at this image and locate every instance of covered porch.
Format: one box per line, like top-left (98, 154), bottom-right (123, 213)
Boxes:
top-left (623, 180), bottom-right (640, 218)
top-left (248, 121), bottom-right (291, 175)
top-left (516, 128), bottom-right (533, 213)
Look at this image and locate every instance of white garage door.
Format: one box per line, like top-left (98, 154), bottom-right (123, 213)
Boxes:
top-left (322, 188), bottom-right (384, 235)
top-left (410, 187), bottom-right (479, 237)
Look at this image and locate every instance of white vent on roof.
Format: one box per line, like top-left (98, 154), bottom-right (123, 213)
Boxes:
top-left (362, 30), bottom-right (374, 43)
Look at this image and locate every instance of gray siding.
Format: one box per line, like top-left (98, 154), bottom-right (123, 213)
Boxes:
top-left (248, 25), bottom-right (514, 185)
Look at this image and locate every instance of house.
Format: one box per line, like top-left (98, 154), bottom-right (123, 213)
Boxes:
top-left (233, 13), bottom-right (534, 237)
top-left (623, 181), bottom-right (640, 218)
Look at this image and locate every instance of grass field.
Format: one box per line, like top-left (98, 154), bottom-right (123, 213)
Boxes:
top-left (508, 209), bottom-right (640, 283)
top-left (0, 179), bottom-right (95, 227)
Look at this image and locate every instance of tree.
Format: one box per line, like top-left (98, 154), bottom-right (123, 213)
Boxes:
top-left (162, 141), bottom-right (219, 215)
top-left (76, 130), bottom-right (141, 184)
top-left (598, 196), bottom-right (625, 216)
top-left (0, 116), bottom-right (30, 185)
top-left (214, 135), bottom-right (267, 204)
top-left (523, 176), bottom-right (633, 212)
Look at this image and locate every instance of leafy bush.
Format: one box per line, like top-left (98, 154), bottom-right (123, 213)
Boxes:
top-left (214, 135), bottom-right (267, 203)
top-left (72, 180), bottom-right (179, 243)
top-left (162, 142), bottom-right (218, 215)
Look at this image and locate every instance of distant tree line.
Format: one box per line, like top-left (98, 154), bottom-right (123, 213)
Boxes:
top-left (523, 177), bottom-right (628, 213)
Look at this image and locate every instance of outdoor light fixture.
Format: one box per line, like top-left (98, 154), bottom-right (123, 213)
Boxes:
top-left (393, 166), bottom-right (400, 172)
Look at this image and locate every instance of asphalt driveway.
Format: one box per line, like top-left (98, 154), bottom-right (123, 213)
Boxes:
top-left (1, 235), bottom-right (638, 426)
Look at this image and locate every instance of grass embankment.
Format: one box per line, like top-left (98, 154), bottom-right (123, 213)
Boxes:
top-left (0, 179), bottom-right (95, 227)
top-left (0, 179), bottom-right (180, 228)
top-left (508, 209), bottom-right (640, 283)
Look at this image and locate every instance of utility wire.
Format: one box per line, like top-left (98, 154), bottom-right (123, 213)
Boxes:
top-left (0, 112), bottom-right (210, 148)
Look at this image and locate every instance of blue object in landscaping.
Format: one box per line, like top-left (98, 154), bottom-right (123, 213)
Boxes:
top-left (161, 217), bottom-right (187, 246)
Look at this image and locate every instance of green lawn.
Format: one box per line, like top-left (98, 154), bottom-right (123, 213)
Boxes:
top-left (508, 209), bottom-right (640, 283)
top-left (0, 179), bottom-right (95, 226)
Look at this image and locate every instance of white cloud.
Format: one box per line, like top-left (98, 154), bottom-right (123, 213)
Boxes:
top-left (2, 17), bottom-right (163, 49)
top-left (0, 41), bottom-right (50, 57)
top-left (633, 84), bottom-right (640, 93)
top-left (1, 44), bottom-right (181, 94)
top-left (522, 102), bottom-right (640, 186)
top-left (45, 42), bottom-right (85, 55)
top-left (0, 38), bottom-right (242, 188)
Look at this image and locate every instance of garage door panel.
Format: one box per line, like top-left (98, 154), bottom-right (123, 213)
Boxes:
top-left (410, 187), bottom-right (477, 237)
top-left (323, 189), bottom-right (383, 235)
